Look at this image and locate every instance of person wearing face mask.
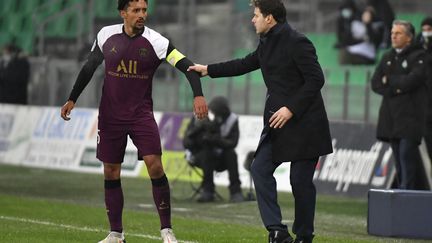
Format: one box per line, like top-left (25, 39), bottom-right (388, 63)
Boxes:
top-left (183, 96), bottom-right (244, 203)
top-left (0, 44), bottom-right (30, 105)
top-left (417, 17), bottom-right (432, 171)
top-left (335, 0), bottom-right (384, 65)
top-left (366, 0), bottom-right (395, 48)
top-left (335, 0), bottom-right (360, 49)
top-left (372, 20), bottom-right (428, 190)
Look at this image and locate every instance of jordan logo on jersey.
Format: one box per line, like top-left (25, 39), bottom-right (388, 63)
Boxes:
top-left (110, 46), bottom-right (117, 54)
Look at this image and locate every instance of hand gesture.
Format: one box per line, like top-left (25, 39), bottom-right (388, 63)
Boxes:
top-left (188, 64), bottom-right (208, 77)
top-left (269, 106), bottom-right (293, 129)
top-left (193, 96), bottom-right (208, 120)
top-left (60, 100), bottom-right (75, 121)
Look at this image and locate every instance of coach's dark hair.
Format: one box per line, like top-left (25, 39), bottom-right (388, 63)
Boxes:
top-left (393, 20), bottom-right (415, 39)
top-left (117, 0), bottom-right (148, 11)
top-left (251, 0), bottom-right (287, 23)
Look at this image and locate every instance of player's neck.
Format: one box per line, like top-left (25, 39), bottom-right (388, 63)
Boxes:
top-left (123, 24), bottom-right (143, 37)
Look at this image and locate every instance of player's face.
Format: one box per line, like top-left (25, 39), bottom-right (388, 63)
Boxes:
top-left (121, 0), bottom-right (147, 32)
top-left (252, 7), bottom-right (271, 35)
top-left (391, 25), bottom-right (412, 49)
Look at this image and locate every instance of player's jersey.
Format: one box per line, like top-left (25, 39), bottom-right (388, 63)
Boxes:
top-left (68, 24), bottom-right (203, 124)
top-left (93, 24), bottom-right (168, 123)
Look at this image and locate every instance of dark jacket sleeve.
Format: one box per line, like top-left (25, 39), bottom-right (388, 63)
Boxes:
top-left (285, 38), bottom-right (325, 118)
top-left (371, 56), bottom-right (390, 96)
top-left (68, 43), bottom-right (104, 102)
top-left (183, 117), bottom-right (202, 150)
top-left (208, 49), bottom-right (260, 78)
top-left (388, 51), bottom-right (427, 95)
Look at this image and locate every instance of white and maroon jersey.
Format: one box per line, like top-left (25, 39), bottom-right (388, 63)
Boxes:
top-left (68, 24), bottom-right (203, 124)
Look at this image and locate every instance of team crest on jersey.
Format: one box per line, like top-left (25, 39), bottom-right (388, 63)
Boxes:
top-left (139, 48), bottom-right (148, 57)
top-left (402, 60), bottom-right (408, 69)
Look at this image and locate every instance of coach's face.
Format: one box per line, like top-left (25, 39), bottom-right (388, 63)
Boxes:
top-left (252, 7), bottom-right (273, 35)
top-left (391, 25), bottom-right (412, 49)
top-left (121, 0), bottom-right (147, 32)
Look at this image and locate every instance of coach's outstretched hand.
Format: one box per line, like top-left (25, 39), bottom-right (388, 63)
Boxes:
top-left (61, 100), bottom-right (75, 121)
top-left (193, 96), bottom-right (208, 120)
top-left (188, 64), bottom-right (208, 77)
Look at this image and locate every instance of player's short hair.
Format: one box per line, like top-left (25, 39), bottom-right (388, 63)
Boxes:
top-left (393, 20), bottom-right (415, 39)
top-left (117, 0), bottom-right (148, 11)
top-left (251, 0), bottom-right (287, 23)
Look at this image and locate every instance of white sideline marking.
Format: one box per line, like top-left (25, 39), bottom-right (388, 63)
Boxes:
top-left (0, 215), bottom-right (197, 243)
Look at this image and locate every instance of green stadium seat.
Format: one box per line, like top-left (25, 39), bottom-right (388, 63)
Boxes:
top-left (0, 0), bottom-right (15, 15)
top-left (94, 0), bottom-right (118, 19)
top-left (14, 32), bottom-right (35, 54)
top-left (4, 14), bottom-right (24, 35)
top-left (0, 33), bottom-right (12, 47)
top-left (18, 0), bottom-right (45, 14)
top-left (397, 13), bottom-right (427, 30)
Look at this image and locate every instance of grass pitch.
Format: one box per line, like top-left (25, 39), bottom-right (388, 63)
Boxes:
top-left (0, 164), bottom-right (428, 243)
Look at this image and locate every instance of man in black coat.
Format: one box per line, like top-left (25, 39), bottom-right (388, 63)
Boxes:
top-left (371, 20), bottom-right (427, 190)
top-left (417, 17), bottom-right (432, 172)
top-left (188, 1), bottom-right (332, 242)
top-left (0, 44), bottom-right (30, 105)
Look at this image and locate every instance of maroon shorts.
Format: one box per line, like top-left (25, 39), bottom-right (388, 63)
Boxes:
top-left (96, 116), bottom-right (162, 163)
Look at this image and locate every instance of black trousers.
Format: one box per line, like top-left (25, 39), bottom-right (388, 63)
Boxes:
top-left (251, 136), bottom-right (318, 238)
top-left (390, 138), bottom-right (422, 189)
top-left (195, 148), bottom-right (241, 194)
top-left (425, 132), bottom-right (432, 172)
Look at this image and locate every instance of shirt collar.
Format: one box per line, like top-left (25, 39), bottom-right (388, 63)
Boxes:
top-left (260, 22), bottom-right (286, 44)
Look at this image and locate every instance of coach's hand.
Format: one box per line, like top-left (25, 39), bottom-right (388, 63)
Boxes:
top-left (188, 64), bottom-right (208, 77)
top-left (269, 106), bottom-right (293, 129)
top-left (193, 96), bottom-right (208, 120)
top-left (61, 100), bottom-right (75, 121)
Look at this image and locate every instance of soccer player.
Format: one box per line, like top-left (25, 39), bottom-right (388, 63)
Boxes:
top-left (188, 0), bottom-right (332, 242)
top-left (60, 0), bottom-right (208, 242)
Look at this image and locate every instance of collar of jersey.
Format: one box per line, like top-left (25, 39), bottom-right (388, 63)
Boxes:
top-left (122, 24), bottom-right (145, 39)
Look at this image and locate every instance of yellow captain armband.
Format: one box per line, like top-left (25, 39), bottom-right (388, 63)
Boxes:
top-left (166, 49), bottom-right (186, 67)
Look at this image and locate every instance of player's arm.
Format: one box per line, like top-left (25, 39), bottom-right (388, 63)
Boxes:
top-left (166, 43), bottom-right (208, 119)
top-left (61, 42), bottom-right (104, 121)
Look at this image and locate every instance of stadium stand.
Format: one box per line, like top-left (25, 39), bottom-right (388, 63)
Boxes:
top-left (1, 0), bottom-right (430, 122)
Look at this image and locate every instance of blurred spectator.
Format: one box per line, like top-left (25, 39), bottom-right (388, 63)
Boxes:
top-left (366, 0), bottom-right (395, 48)
top-left (371, 20), bottom-right (427, 189)
top-left (335, 0), bottom-right (384, 65)
top-left (0, 44), bottom-right (30, 104)
top-left (417, 17), bottom-right (432, 169)
top-left (335, 0), bottom-right (361, 48)
top-left (183, 96), bottom-right (244, 203)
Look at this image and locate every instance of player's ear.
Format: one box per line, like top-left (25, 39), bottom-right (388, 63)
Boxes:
top-left (119, 9), bottom-right (127, 19)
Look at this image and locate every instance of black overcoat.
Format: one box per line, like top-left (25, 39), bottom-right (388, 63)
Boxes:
top-left (371, 44), bottom-right (427, 144)
top-left (208, 23), bottom-right (333, 162)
